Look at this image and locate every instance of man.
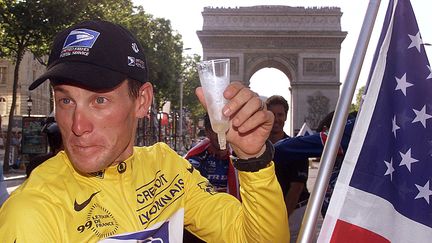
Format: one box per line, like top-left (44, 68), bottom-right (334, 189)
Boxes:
top-left (265, 95), bottom-right (290, 144)
top-left (276, 111), bottom-right (357, 218)
top-left (274, 113), bottom-right (356, 241)
top-left (185, 113), bottom-right (239, 199)
top-left (266, 95), bottom-right (310, 243)
top-left (0, 20), bottom-right (288, 242)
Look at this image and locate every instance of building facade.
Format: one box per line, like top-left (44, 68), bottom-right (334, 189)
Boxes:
top-left (0, 51), bottom-right (50, 130)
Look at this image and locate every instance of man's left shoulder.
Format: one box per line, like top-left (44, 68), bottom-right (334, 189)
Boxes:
top-left (133, 144), bottom-right (191, 171)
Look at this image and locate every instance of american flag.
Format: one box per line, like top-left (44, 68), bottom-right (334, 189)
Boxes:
top-left (318, 0), bottom-right (432, 242)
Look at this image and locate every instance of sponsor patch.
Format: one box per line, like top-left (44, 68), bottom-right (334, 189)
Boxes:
top-left (128, 56), bottom-right (146, 70)
top-left (136, 172), bottom-right (185, 226)
top-left (85, 204), bottom-right (119, 238)
top-left (128, 56), bottom-right (136, 66)
top-left (89, 170), bottom-right (105, 178)
top-left (198, 181), bottom-right (217, 195)
top-left (132, 43), bottom-right (139, 53)
top-left (60, 28), bottom-right (100, 58)
top-left (105, 221), bottom-right (169, 242)
top-left (74, 191), bottom-right (100, 212)
top-left (100, 209), bottom-right (185, 242)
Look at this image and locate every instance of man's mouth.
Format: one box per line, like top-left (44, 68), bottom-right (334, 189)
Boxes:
top-left (72, 144), bottom-right (102, 154)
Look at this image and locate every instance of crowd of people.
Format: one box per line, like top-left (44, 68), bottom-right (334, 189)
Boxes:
top-left (0, 19), bottom-right (357, 242)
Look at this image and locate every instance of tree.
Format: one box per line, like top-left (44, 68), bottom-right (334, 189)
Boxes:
top-left (0, 0), bottom-right (135, 172)
top-left (350, 85), bottom-right (365, 112)
top-left (181, 54), bottom-right (205, 123)
top-left (125, 7), bottom-right (184, 109)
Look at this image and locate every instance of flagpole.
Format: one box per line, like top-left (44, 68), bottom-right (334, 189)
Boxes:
top-left (297, 0), bottom-right (381, 242)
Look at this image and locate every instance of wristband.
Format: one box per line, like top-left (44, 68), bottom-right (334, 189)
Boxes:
top-left (231, 140), bottom-right (274, 172)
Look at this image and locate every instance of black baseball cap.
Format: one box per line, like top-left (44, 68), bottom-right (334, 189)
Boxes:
top-left (29, 20), bottom-right (148, 91)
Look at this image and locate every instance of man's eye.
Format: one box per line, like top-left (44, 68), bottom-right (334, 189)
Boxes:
top-left (95, 97), bottom-right (107, 104)
top-left (61, 98), bottom-right (71, 104)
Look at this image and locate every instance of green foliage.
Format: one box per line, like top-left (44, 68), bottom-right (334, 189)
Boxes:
top-left (0, 0), bottom-right (136, 62)
top-left (351, 85), bottom-right (366, 112)
top-left (124, 7), bottom-right (184, 109)
top-left (181, 54), bottom-right (205, 123)
top-left (75, 0), bottom-right (134, 24)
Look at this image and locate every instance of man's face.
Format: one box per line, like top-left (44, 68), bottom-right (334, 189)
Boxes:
top-left (53, 81), bottom-right (147, 173)
top-left (267, 104), bottom-right (287, 134)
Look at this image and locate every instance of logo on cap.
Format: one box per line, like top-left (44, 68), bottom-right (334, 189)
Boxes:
top-left (63, 29), bottom-right (100, 48)
top-left (60, 29), bottom-right (100, 58)
top-left (128, 56), bottom-right (136, 67)
top-left (132, 43), bottom-right (139, 53)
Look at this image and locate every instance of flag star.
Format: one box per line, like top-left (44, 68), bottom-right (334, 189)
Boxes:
top-left (415, 181), bottom-right (432, 204)
top-left (395, 73), bottom-right (413, 96)
top-left (427, 65), bottom-right (432, 79)
top-left (399, 148), bottom-right (419, 172)
top-left (408, 31), bottom-right (423, 52)
top-left (392, 116), bottom-right (400, 137)
top-left (412, 105), bottom-right (432, 128)
top-left (384, 158), bottom-right (395, 181)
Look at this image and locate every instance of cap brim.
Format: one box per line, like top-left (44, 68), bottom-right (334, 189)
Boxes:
top-left (29, 62), bottom-right (127, 91)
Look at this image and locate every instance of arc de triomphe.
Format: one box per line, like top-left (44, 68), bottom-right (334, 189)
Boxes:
top-left (197, 6), bottom-right (347, 134)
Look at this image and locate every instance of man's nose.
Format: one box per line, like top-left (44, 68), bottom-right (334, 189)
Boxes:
top-left (71, 107), bottom-right (93, 136)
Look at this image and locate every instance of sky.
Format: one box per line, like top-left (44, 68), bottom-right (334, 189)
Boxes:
top-left (132, 0), bottom-right (432, 132)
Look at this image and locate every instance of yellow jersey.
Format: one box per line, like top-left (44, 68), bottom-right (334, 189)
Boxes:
top-left (0, 143), bottom-right (289, 242)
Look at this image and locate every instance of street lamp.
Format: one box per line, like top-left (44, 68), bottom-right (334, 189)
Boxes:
top-left (27, 96), bottom-right (33, 117)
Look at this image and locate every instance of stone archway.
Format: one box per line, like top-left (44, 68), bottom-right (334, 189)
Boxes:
top-left (197, 5), bottom-right (347, 134)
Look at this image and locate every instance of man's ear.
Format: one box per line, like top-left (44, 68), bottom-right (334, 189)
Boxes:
top-left (136, 82), bottom-right (153, 118)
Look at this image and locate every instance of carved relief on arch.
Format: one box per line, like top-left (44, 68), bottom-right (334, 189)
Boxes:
top-left (305, 91), bottom-right (330, 129)
top-left (303, 58), bottom-right (336, 76)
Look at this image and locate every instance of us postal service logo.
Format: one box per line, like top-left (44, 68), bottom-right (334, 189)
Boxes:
top-left (60, 28), bottom-right (100, 58)
top-left (64, 29), bottom-right (100, 48)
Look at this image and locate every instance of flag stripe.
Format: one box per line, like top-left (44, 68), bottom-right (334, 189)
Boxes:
top-left (330, 219), bottom-right (390, 243)
top-left (323, 186), bottom-right (432, 242)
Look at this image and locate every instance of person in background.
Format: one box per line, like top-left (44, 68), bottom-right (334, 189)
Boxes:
top-left (185, 113), bottom-right (239, 199)
top-left (265, 95), bottom-right (290, 144)
top-left (274, 111), bottom-right (357, 218)
top-left (10, 131), bottom-right (22, 170)
top-left (26, 115), bottom-right (63, 177)
top-left (266, 95), bottom-right (310, 242)
top-left (314, 111), bottom-right (357, 217)
top-left (0, 20), bottom-right (288, 242)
